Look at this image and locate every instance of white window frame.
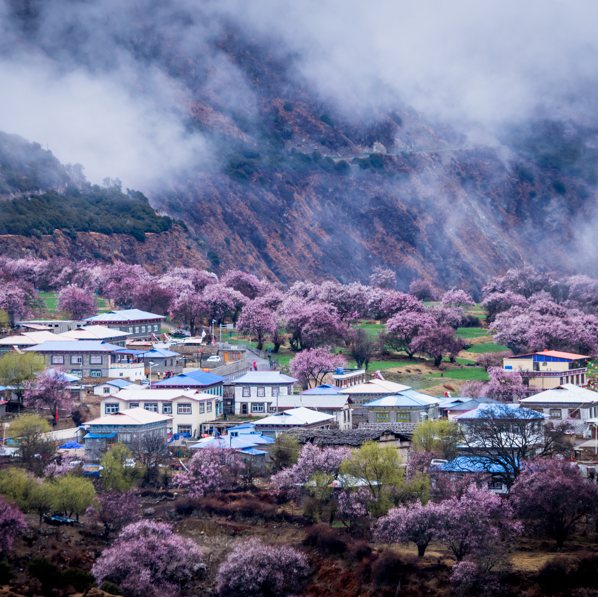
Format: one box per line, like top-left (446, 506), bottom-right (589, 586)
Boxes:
top-left (51, 356), bottom-right (64, 365)
top-left (90, 370), bottom-right (102, 377)
top-left (252, 403), bottom-right (264, 413)
top-left (129, 403), bottom-right (139, 409)
top-left (90, 355), bottom-right (103, 365)
top-left (178, 403), bottom-right (192, 415)
top-left (207, 401), bottom-right (212, 413)
top-left (163, 404), bottom-right (172, 414)
top-left (105, 403), bottom-right (120, 414)
top-left (199, 403), bottom-right (205, 414)
top-left (257, 386), bottom-right (265, 397)
top-left (71, 355), bottom-right (83, 365)
top-left (271, 387), bottom-right (279, 397)
top-left (103, 388), bottom-right (110, 394)
top-left (144, 403), bottom-right (159, 413)
top-left (178, 425), bottom-right (192, 435)
top-left (242, 387), bottom-right (250, 398)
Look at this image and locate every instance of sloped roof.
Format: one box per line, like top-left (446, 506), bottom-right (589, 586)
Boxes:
top-left (510, 350), bottom-right (589, 360)
top-left (24, 341), bottom-right (124, 353)
top-left (286, 426), bottom-right (415, 445)
top-left (521, 384), bottom-right (598, 405)
top-left (455, 403), bottom-right (545, 420)
top-left (340, 380), bottom-right (411, 394)
top-left (255, 407), bottom-right (334, 427)
top-left (277, 395), bottom-right (351, 410)
top-left (0, 331), bottom-right (75, 346)
top-left (151, 370), bottom-right (227, 388)
top-left (85, 309), bottom-right (164, 323)
top-left (108, 389), bottom-right (213, 402)
top-left (233, 371), bottom-right (297, 384)
top-left (59, 326), bottom-right (130, 340)
top-left (430, 456), bottom-right (516, 474)
top-left (136, 348), bottom-right (180, 358)
top-left (364, 390), bottom-right (440, 408)
top-left (86, 407), bottom-right (172, 426)
top-left (301, 384), bottom-right (344, 395)
top-left (102, 379), bottom-right (135, 389)
top-left (190, 435), bottom-right (258, 449)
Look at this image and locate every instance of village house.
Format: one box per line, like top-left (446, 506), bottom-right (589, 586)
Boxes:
top-left (503, 350), bottom-right (589, 392)
top-left (364, 391), bottom-right (440, 424)
top-left (254, 407), bottom-right (335, 437)
top-left (83, 408), bottom-right (171, 458)
top-left (520, 383), bottom-right (598, 435)
top-left (340, 378), bottom-right (411, 406)
top-left (58, 325), bottom-right (131, 346)
top-left (437, 396), bottom-right (502, 420)
top-left (19, 320), bottom-right (85, 334)
top-left (275, 385), bottom-right (353, 430)
top-left (232, 371), bottom-right (297, 416)
top-left (84, 309), bottom-right (165, 341)
top-left (136, 347), bottom-right (184, 376)
top-left (100, 388), bottom-right (221, 437)
top-left (93, 378), bottom-right (137, 397)
top-left (331, 367), bottom-right (366, 389)
top-left (0, 331), bottom-right (77, 356)
top-left (151, 370), bottom-right (227, 397)
top-left (24, 341), bottom-right (145, 380)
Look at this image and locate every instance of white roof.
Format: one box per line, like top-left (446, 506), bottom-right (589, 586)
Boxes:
top-left (276, 395), bottom-right (351, 410)
top-left (340, 379), bottom-right (411, 395)
top-left (0, 331), bottom-right (75, 346)
top-left (255, 407), bottom-right (334, 427)
top-left (59, 326), bottom-right (130, 340)
top-left (521, 384), bottom-right (598, 405)
top-left (87, 407), bottom-right (172, 426)
top-left (107, 389), bottom-right (214, 402)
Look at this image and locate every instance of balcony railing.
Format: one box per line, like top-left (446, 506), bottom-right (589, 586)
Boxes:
top-left (516, 368), bottom-right (586, 378)
top-left (109, 363), bottom-right (143, 369)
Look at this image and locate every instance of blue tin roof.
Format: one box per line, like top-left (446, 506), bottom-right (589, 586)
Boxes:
top-left (455, 403), bottom-right (545, 420)
top-left (84, 432), bottom-right (117, 439)
top-left (151, 370), bottom-right (227, 388)
top-left (105, 379), bottom-right (135, 389)
top-left (431, 456), bottom-right (517, 474)
top-left (137, 348), bottom-right (180, 358)
top-left (241, 448), bottom-right (267, 455)
top-left (301, 384), bottom-right (344, 396)
top-left (227, 423), bottom-right (256, 431)
top-left (85, 309), bottom-right (164, 323)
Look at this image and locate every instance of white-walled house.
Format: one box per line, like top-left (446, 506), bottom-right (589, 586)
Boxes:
top-left (99, 388), bottom-right (220, 437)
top-left (93, 379), bottom-right (138, 397)
top-left (232, 371), bottom-right (297, 416)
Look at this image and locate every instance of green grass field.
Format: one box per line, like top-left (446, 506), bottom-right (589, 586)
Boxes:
top-left (346, 360), bottom-right (413, 370)
top-left (456, 327), bottom-right (489, 338)
top-left (429, 367), bottom-right (490, 380)
top-left (356, 322), bottom-right (384, 337)
top-left (466, 342), bottom-right (510, 354)
top-left (38, 292), bottom-right (57, 311)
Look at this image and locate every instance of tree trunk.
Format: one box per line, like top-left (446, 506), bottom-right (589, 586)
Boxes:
top-left (417, 543), bottom-right (428, 558)
top-left (434, 355), bottom-right (443, 367)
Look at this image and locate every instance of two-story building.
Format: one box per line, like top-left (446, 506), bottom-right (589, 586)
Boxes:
top-left (19, 320), bottom-right (85, 334)
top-left (276, 385), bottom-right (353, 430)
top-left (93, 378), bottom-right (138, 397)
top-left (84, 309), bottom-right (165, 341)
top-left (232, 371), bottom-right (297, 416)
top-left (83, 407), bottom-right (171, 458)
top-left (0, 331), bottom-right (76, 356)
top-left (520, 383), bottom-right (598, 435)
top-left (136, 348), bottom-right (184, 376)
top-left (99, 388), bottom-right (220, 437)
top-left (254, 407), bottom-right (335, 437)
top-left (340, 379), bottom-right (411, 406)
top-left (504, 350), bottom-right (589, 392)
top-left (331, 368), bottom-right (366, 389)
top-left (24, 341), bottom-right (145, 380)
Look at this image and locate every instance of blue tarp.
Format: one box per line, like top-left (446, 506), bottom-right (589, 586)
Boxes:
top-left (168, 433), bottom-right (192, 442)
top-left (84, 433), bottom-right (117, 439)
top-left (60, 441), bottom-right (84, 449)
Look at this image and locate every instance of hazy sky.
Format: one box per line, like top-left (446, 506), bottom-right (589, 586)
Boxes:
top-left (1, 0), bottom-right (597, 187)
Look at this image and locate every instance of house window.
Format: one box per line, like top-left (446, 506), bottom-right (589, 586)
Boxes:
top-left (280, 386), bottom-right (287, 396)
top-left (199, 403), bottom-right (205, 414)
top-left (269, 406), bottom-right (277, 413)
top-left (178, 425), bottom-right (192, 435)
top-left (135, 327), bottom-right (140, 334)
top-left (144, 403), bottom-right (159, 412)
top-left (71, 355), bottom-right (83, 364)
top-left (252, 403), bottom-right (264, 413)
top-left (129, 327), bottom-right (133, 333)
top-left (271, 387), bottom-right (279, 397)
top-left (163, 404), bottom-right (172, 414)
top-left (257, 387), bottom-right (265, 398)
top-left (207, 402), bottom-right (212, 413)
top-left (129, 403), bottom-right (139, 409)
top-left (568, 409), bottom-right (581, 419)
top-left (375, 412), bottom-right (389, 422)
top-left (178, 403), bottom-right (192, 415)
top-left (120, 433), bottom-right (132, 444)
top-left (396, 412), bottom-right (411, 422)
top-left (488, 481), bottom-right (503, 490)
top-left (105, 403), bottom-right (119, 414)
top-left (90, 356), bottom-right (103, 365)
top-left (550, 409), bottom-right (562, 418)
top-left (103, 388), bottom-right (110, 394)
top-left (51, 356), bottom-right (64, 365)
top-left (90, 370), bottom-right (102, 377)
top-left (154, 324), bottom-right (159, 332)
top-left (141, 326), bottom-right (146, 333)
top-left (242, 387), bottom-right (250, 398)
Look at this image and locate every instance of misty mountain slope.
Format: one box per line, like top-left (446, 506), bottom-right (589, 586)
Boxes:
top-left (3, 1), bottom-right (598, 292)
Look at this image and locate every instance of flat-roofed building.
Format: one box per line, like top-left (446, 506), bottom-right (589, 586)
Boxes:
top-left (84, 309), bottom-right (165, 341)
top-left (504, 350), bottom-right (589, 392)
top-left (331, 368), bottom-right (366, 389)
top-left (340, 379), bottom-right (411, 406)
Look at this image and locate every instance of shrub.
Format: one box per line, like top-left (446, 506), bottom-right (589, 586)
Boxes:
top-left (175, 498), bottom-right (200, 516)
top-left (371, 550), bottom-right (410, 588)
top-left (62, 568), bottom-right (95, 592)
top-left (0, 561), bottom-right (13, 585)
top-left (537, 557), bottom-right (577, 593)
top-left (28, 557), bottom-right (63, 591)
top-left (303, 523), bottom-right (347, 555)
top-left (100, 580), bottom-right (124, 595)
top-left (348, 540), bottom-right (372, 562)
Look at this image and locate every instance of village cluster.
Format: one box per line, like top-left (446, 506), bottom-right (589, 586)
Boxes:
top-left (0, 259), bottom-right (597, 596)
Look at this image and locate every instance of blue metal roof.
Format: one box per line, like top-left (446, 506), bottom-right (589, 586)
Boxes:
top-left (241, 448), bottom-right (267, 455)
top-left (431, 456), bottom-right (517, 474)
top-left (364, 394), bottom-right (435, 408)
top-left (105, 379), bottom-right (135, 389)
top-left (85, 309), bottom-right (164, 323)
top-left (0, 386), bottom-right (6, 392)
top-left (60, 441), bottom-right (85, 449)
top-left (137, 348), bottom-right (180, 358)
top-left (151, 370), bottom-right (227, 388)
top-left (233, 371), bottom-right (297, 384)
top-left (113, 348), bottom-right (145, 355)
top-left (301, 384), bottom-right (344, 396)
top-left (228, 423), bottom-right (256, 431)
top-left (456, 403), bottom-right (544, 420)
top-left (84, 432), bottom-right (117, 439)
top-left (24, 341), bottom-right (124, 352)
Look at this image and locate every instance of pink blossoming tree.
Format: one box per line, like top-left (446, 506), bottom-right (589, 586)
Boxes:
top-left (385, 310), bottom-right (436, 358)
top-left (170, 292), bottom-right (207, 337)
top-left (221, 270), bottom-right (263, 299)
top-left (236, 300), bottom-right (277, 350)
top-left (441, 289), bottom-right (475, 308)
top-left (0, 283), bottom-right (34, 325)
top-left (216, 538), bottom-right (310, 597)
top-left (57, 285), bottom-right (97, 320)
top-left (369, 267), bottom-right (397, 290)
top-left (337, 487), bottom-right (373, 527)
top-left (92, 520), bottom-right (202, 597)
top-left (380, 291), bottom-right (425, 318)
top-left (133, 279), bottom-right (176, 315)
top-left (409, 279), bottom-right (436, 301)
top-left (87, 489), bottom-right (140, 540)
top-left (289, 346), bottom-right (346, 390)
top-left (485, 367), bottom-right (527, 403)
top-left (0, 497), bottom-right (27, 554)
top-left (24, 367), bottom-right (74, 424)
